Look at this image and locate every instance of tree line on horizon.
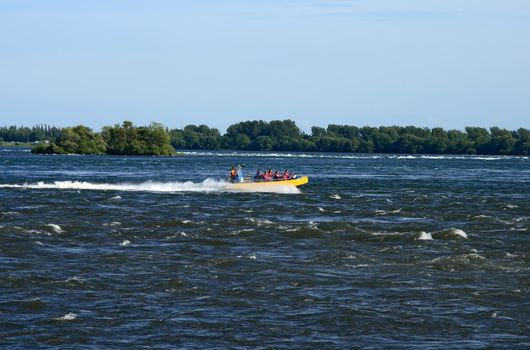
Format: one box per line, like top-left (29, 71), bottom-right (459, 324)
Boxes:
top-left (1, 120), bottom-right (528, 156)
top-left (0, 124), bottom-right (61, 143)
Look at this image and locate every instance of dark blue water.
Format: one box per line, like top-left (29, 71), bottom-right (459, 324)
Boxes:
top-left (1, 148), bottom-right (529, 348)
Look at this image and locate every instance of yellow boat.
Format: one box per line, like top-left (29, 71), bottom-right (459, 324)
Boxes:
top-left (228, 176), bottom-right (309, 190)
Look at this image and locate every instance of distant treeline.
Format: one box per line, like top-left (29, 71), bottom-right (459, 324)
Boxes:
top-left (0, 124), bottom-right (61, 143)
top-left (1, 120), bottom-right (529, 155)
top-left (172, 121), bottom-right (529, 155)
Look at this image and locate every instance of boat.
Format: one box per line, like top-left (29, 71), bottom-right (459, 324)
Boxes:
top-left (228, 176), bottom-right (309, 190)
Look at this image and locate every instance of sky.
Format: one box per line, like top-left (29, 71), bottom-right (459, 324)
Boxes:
top-left (1, 0), bottom-right (529, 132)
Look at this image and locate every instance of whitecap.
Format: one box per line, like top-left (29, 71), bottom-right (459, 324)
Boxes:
top-left (103, 221), bottom-right (121, 227)
top-left (46, 224), bottom-right (64, 233)
top-left (370, 231), bottom-right (401, 237)
top-left (318, 207), bottom-right (325, 212)
top-left (418, 231), bottom-right (433, 240)
top-left (329, 194), bottom-right (341, 200)
top-left (65, 276), bottom-right (84, 283)
top-left (181, 220), bottom-right (192, 224)
top-left (109, 195), bottom-right (121, 200)
top-left (26, 229), bottom-right (42, 234)
top-left (119, 239), bottom-right (131, 246)
top-left (375, 208), bottom-right (402, 215)
top-left (506, 252), bottom-right (518, 258)
top-left (256, 219), bottom-right (274, 227)
top-left (248, 255), bottom-right (257, 260)
top-left (55, 312), bottom-right (77, 321)
top-left (451, 229), bottom-right (468, 239)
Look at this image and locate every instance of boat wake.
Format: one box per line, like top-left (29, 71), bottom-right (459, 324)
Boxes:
top-left (0, 179), bottom-right (301, 194)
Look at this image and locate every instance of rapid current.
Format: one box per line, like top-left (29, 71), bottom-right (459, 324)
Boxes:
top-left (1, 148), bottom-right (529, 348)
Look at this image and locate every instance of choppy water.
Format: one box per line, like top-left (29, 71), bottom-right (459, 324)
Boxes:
top-left (1, 148), bottom-right (529, 349)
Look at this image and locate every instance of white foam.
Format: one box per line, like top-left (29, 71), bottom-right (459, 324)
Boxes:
top-left (418, 231), bottom-right (433, 240)
top-left (370, 231), bottom-right (401, 237)
top-left (231, 228), bottom-right (255, 235)
top-left (330, 193), bottom-right (341, 200)
top-left (55, 312), bottom-right (77, 321)
top-left (119, 239), bottom-right (131, 246)
top-left (181, 220), bottom-right (192, 224)
top-left (46, 224), bottom-right (64, 233)
top-left (180, 151), bottom-right (516, 161)
top-left (0, 179), bottom-right (300, 194)
top-left (256, 219), bottom-right (274, 226)
top-left (375, 208), bottom-right (403, 215)
top-left (318, 207), bottom-right (325, 212)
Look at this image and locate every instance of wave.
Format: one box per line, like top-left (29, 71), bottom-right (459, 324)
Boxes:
top-left (0, 179), bottom-right (301, 194)
top-left (433, 228), bottom-right (468, 239)
top-left (46, 224), bottom-right (64, 234)
top-left (54, 312), bottom-right (77, 321)
top-left (181, 151), bottom-right (526, 161)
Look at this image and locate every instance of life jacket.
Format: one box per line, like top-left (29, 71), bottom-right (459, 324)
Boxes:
top-left (230, 169), bottom-right (236, 178)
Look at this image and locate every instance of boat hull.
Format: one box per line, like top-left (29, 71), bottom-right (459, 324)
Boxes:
top-left (228, 176), bottom-right (308, 190)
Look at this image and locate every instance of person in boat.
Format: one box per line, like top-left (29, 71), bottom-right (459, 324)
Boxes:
top-left (262, 169), bottom-right (273, 181)
top-left (273, 170), bottom-right (281, 179)
top-left (254, 169), bottom-right (262, 180)
top-left (282, 169), bottom-right (291, 180)
top-left (236, 165), bottom-right (244, 182)
top-left (230, 166), bottom-right (237, 181)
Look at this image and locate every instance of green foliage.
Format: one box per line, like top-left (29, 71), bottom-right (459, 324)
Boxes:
top-left (102, 122), bottom-right (175, 156)
top-left (17, 120), bottom-right (530, 156)
top-left (1, 124), bottom-right (61, 143)
top-left (32, 125), bottom-right (106, 154)
top-left (170, 124), bottom-right (221, 150)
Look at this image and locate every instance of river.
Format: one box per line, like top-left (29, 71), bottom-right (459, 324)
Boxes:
top-left (1, 148), bottom-right (529, 348)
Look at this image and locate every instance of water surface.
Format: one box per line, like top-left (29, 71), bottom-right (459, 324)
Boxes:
top-left (1, 148), bottom-right (529, 348)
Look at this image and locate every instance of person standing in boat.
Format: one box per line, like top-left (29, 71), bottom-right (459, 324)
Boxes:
top-left (230, 166), bottom-right (237, 182)
top-left (236, 165), bottom-right (244, 182)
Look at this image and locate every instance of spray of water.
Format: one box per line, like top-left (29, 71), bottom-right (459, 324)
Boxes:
top-left (0, 179), bottom-right (301, 194)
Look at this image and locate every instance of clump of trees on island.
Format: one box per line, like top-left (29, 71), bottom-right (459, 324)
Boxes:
top-left (1, 120), bottom-right (529, 155)
top-left (31, 122), bottom-right (175, 155)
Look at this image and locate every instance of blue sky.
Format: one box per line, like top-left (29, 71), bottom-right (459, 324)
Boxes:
top-left (1, 0), bottom-right (529, 132)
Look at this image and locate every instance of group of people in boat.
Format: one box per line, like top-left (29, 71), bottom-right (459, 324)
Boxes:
top-left (229, 165), bottom-right (295, 182)
top-left (253, 169), bottom-right (294, 181)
